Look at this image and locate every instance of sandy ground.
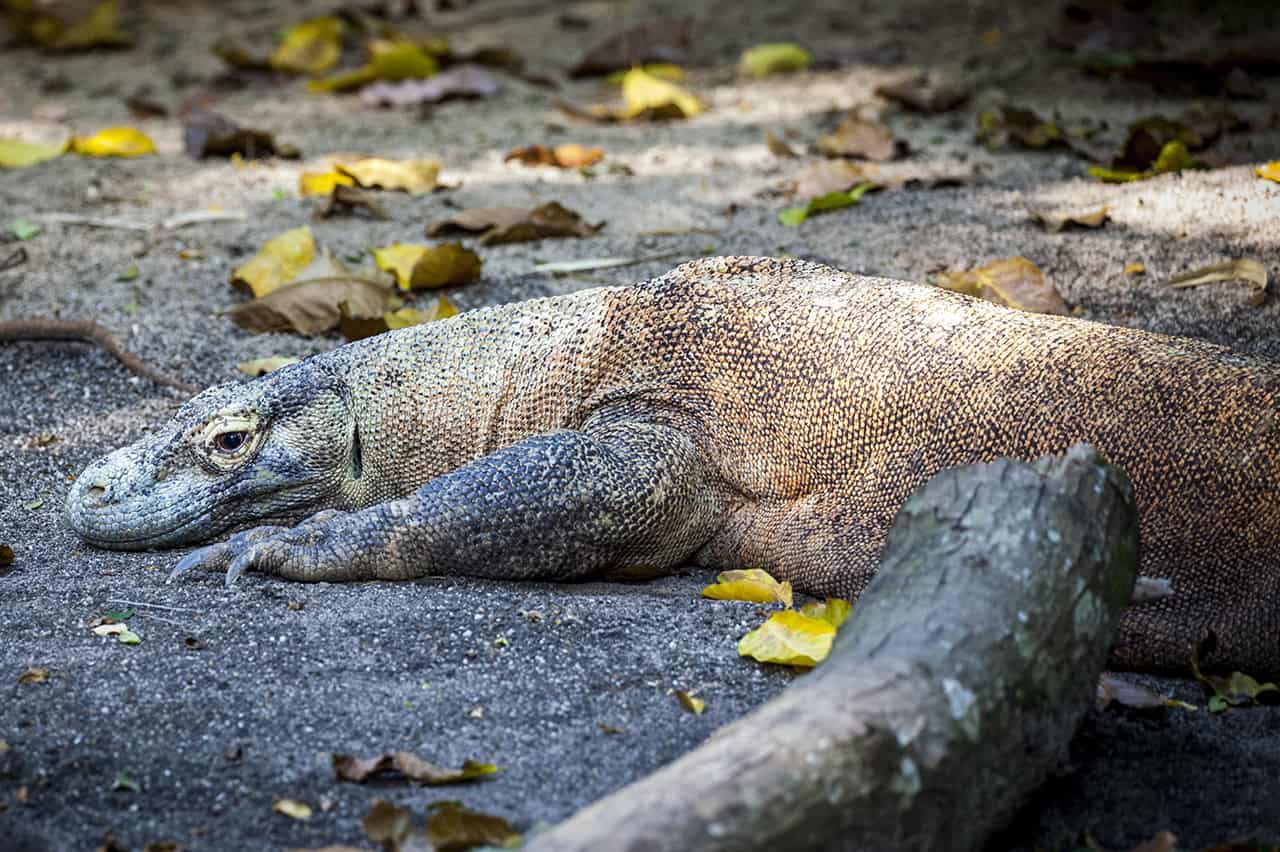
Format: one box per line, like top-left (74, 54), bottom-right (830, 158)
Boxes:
top-left (2, 0), bottom-right (1279, 849)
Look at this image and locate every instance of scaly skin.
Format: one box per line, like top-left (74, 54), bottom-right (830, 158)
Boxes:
top-left (66, 257), bottom-right (1280, 674)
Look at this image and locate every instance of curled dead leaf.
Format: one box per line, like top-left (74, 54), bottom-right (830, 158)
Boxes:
top-left (675, 691), bottom-right (706, 714)
top-left (309, 39), bottom-right (439, 93)
top-left (505, 143), bottom-right (603, 169)
top-left (18, 667), bottom-right (50, 684)
top-left (229, 277), bottom-right (399, 336)
top-left (316, 184), bottom-right (389, 220)
top-left (799, 598), bottom-right (853, 628)
top-left (273, 798), bottom-right (313, 821)
top-left (425, 801), bottom-right (520, 851)
top-left (231, 226), bottom-right (316, 298)
top-left (1027, 205), bottom-right (1110, 233)
top-left (738, 610), bottom-right (837, 667)
top-left (977, 106), bottom-right (1062, 150)
top-left (816, 116), bottom-right (898, 161)
top-left (372, 243), bottom-right (481, 290)
top-left (1164, 258), bottom-right (1267, 306)
top-left (337, 157), bottom-right (441, 193)
top-left (269, 16), bottom-right (344, 75)
top-left (427, 202), bottom-right (604, 245)
top-left (339, 296), bottom-right (456, 341)
top-left (935, 257), bottom-right (1068, 315)
top-left (333, 751), bottom-right (499, 785)
top-left (875, 75), bottom-right (968, 113)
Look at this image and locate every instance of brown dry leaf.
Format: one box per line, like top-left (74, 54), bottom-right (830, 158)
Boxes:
top-left (0, 543), bottom-right (13, 566)
top-left (427, 202), bottom-right (604, 245)
top-left (372, 243), bottom-right (482, 290)
top-left (791, 160), bottom-right (869, 200)
top-left (570, 19), bottom-right (690, 77)
top-left (675, 691), bottom-right (706, 715)
top-left (1027, 205), bottom-right (1110, 233)
top-left (229, 277), bottom-right (399, 336)
top-left (230, 226), bottom-right (315, 298)
top-left (273, 798), bottom-right (313, 821)
top-left (977, 106), bottom-right (1062, 150)
top-left (765, 131), bottom-right (797, 158)
top-left (183, 109), bottom-right (299, 160)
top-left (701, 568), bottom-right (793, 607)
top-left (1256, 161), bottom-right (1280, 183)
top-left (425, 801), bottom-right (520, 851)
top-left (269, 17), bottom-right (344, 75)
top-left (336, 157), bottom-right (441, 193)
top-left (316, 184), bottom-right (390, 220)
top-left (360, 65), bottom-right (501, 107)
top-left (935, 257), bottom-right (1068, 315)
top-left (1164, 259), bottom-right (1268, 307)
top-left (816, 116), bottom-right (898, 160)
top-left (738, 610), bottom-right (837, 668)
top-left (363, 799), bottom-right (414, 848)
top-left (333, 751), bottom-right (499, 785)
top-left (505, 144), bottom-right (603, 169)
top-left (875, 75), bottom-right (968, 113)
top-left (340, 297), bottom-right (457, 341)
top-left (18, 667), bottom-right (50, 684)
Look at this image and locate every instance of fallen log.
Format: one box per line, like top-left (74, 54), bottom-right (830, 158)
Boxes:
top-left (526, 444), bottom-right (1139, 852)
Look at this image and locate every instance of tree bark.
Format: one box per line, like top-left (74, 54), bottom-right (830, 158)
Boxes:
top-left (526, 444), bottom-right (1139, 852)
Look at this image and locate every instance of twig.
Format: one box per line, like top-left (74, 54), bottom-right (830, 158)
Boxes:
top-left (105, 598), bottom-right (202, 613)
top-left (161, 210), bottom-right (248, 230)
top-left (37, 213), bottom-right (151, 231)
top-left (0, 319), bottom-right (198, 393)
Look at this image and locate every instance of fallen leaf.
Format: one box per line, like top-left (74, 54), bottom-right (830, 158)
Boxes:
top-left (977, 106), bottom-right (1062, 150)
top-left (299, 171), bottom-right (355, 196)
top-left (237, 356), bottom-right (301, 377)
top-left (372, 243), bottom-right (481, 290)
top-left (603, 64), bottom-right (685, 86)
top-left (117, 263), bottom-right (139, 281)
top-left (425, 801), bottom-right (520, 852)
top-left (799, 598), bottom-right (853, 628)
top-left (15, 0), bottom-right (132, 51)
top-left (183, 108), bottom-right (299, 160)
top-left (1164, 259), bottom-right (1267, 307)
top-left (778, 182), bottom-right (876, 226)
top-left (360, 65), bottom-right (501, 107)
top-left (0, 544), bottom-right (12, 566)
top-left (93, 623), bottom-right (128, 637)
top-left (10, 219), bottom-right (41, 240)
top-left (935, 257), bottom-right (1068, 315)
top-left (427, 202), bottom-right (604, 245)
top-left (504, 144), bottom-right (603, 169)
top-left (118, 630), bottom-right (141, 645)
top-left (18, 667), bottom-right (49, 684)
top-left (332, 751), bottom-right (499, 785)
top-left (1191, 633), bottom-right (1280, 712)
top-left (0, 137), bottom-right (67, 168)
top-left (1027, 205), bottom-right (1110, 232)
top-left (112, 772), bottom-right (140, 793)
top-left (1258, 161), bottom-right (1280, 183)
top-left (790, 160), bottom-right (867, 200)
top-left (1096, 673), bottom-right (1196, 712)
top-left (1088, 140), bottom-right (1198, 183)
top-left (1124, 262), bottom-right (1146, 276)
top-left (738, 609), bottom-right (838, 667)
top-left (570, 20), bottom-right (690, 77)
top-left (269, 17), bottom-right (344, 75)
top-left (701, 568), bottom-right (793, 607)
top-left (336, 157), bottom-right (441, 193)
top-left (70, 127), bottom-right (155, 158)
top-left (309, 39), bottom-right (439, 93)
top-left (231, 226), bottom-right (316, 298)
top-left (229, 276), bottom-right (400, 336)
top-left (765, 131), bottom-right (797, 158)
top-left (340, 296), bottom-right (456, 341)
top-left (816, 115), bottom-right (898, 161)
top-left (316, 184), bottom-right (390, 220)
top-left (363, 800), bottom-right (414, 848)
top-left (1111, 116), bottom-right (1204, 172)
top-left (675, 691), bottom-right (706, 714)
top-left (739, 43), bottom-right (812, 78)
top-left (875, 75), bottom-right (969, 113)
top-left (620, 67), bottom-right (703, 119)
top-left (273, 799), bottom-right (313, 821)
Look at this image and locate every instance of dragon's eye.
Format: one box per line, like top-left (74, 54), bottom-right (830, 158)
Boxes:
top-left (214, 431), bottom-right (248, 453)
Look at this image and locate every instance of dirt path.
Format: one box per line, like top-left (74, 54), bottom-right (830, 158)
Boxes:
top-left (2, 1), bottom-right (1279, 849)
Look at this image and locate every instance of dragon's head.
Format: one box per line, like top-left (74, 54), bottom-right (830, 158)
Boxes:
top-left (66, 359), bottom-right (359, 549)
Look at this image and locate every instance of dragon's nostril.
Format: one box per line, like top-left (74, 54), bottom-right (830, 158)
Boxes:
top-left (87, 484), bottom-right (107, 499)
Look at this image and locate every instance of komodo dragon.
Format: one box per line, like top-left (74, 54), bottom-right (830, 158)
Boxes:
top-left (64, 256), bottom-right (1280, 674)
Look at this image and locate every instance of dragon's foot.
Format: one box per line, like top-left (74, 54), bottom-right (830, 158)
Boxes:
top-left (168, 509), bottom-right (360, 586)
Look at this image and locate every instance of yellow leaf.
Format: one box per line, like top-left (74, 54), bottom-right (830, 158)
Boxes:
top-left (620, 68), bottom-right (703, 119)
top-left (738, 610), bottom-right (837, 667)
top-left (800, 598), bottom-right (853, 628)
top-left (1257, 161), bottom-right (1280, 183)
top-left (1124, 262), bottom-right (1146, 276)
top-left (18, 666), bottom-right (50, 684)
top-left (0, 137), bottom-right (66, 168)
top-left (1164, 258), bottom-right (1267, 307)
top-left (337, 157), bottom-right (440, 193)
top-left (309, 39), bottom-right (438, 93)
top-left (270, 16), bottom-right (344, 75)
top-left (701, 568), bottom-right (793, 607)
top-left (70, 127), bottom-right (155, 158)
top-left (230, 226), bottom-right (315, 298)
top-left (604, 64), bottom-right (686, 85)
top-left (237, 356), bottom-right (300, 377)
top-left (935, 256), bottom-right (1068, 315)
top-left (273, 798), bottom-right (313, 821)
top-left (739, 43), bottom-right (812, 78)
top-left (373, 243), bottom-right (482, 290)
top-left (299, 170), bottom-right (355, 196)
top-left (675, 691), bottom-right (706, 714)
